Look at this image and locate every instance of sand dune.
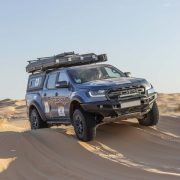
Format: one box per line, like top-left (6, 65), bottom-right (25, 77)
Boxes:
top-left (0, 95), bottom-right (180, 180)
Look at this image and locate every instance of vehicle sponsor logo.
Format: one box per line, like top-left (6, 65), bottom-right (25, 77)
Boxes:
top-left (44, 101), bottom-right (50, 113)
top-left (35, 78), bottom-right (40, 87)
top-left (58, 106), bottom-right (65, 116)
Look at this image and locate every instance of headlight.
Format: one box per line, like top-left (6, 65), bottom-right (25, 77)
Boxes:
top-left (148, 87), bottom-right (155, 94)
top-left (144, 81), bottom-right (152, 90)
top-left (89, 90), bottom-right (106, 97)
top-left (143, 81), bottom-right (156, 94)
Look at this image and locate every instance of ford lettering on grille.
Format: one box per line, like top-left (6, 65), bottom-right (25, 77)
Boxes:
top-left (108, 87), bottom-right (145, 100)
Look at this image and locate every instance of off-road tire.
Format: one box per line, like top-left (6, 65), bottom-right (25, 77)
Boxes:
top-left (30, 108), bottom-right (48, 129)
top-left (138, 101), bottom-right (159, 126)
top-left (73, 109), bottom-right (96, 142)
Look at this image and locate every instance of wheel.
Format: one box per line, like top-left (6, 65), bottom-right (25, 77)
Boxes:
top-left (72, 109), bottom-right (96, 142)
top-left (138, 101), bottom-right (159, 126)
top-left (30, 108), bottom-right (48, 129)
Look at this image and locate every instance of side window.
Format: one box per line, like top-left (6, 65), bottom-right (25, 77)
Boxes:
top-left (58, 72), bottom-right (69, 82)
top-left (47, 73), bottom-right (57, 89)
top-left (29, 77), bottom-right (42, 89)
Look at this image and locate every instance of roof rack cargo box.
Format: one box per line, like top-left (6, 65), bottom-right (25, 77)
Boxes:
top-left (26, 52), bottom-right (107, 73)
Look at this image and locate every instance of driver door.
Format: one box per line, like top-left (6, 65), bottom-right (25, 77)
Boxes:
top-left (53, 71), bottom-right (72, 120)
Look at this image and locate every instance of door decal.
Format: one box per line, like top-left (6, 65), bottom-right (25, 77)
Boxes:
top-left (58, 106), bottom-right (65, 116)
top-left (44, 102), bottom-right (50, 113)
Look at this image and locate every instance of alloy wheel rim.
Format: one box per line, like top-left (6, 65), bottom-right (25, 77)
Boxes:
top-left (75, 115), bottom-right (84, 136)
top-left (32, 114), bottom-right (38, 129)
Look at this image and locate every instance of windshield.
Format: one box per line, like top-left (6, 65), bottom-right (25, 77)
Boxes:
top-left (68, 65), bottom-right (125, 84)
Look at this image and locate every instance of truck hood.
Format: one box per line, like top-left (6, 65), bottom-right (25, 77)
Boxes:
top-left (76, 77), bottom-right (148, 90)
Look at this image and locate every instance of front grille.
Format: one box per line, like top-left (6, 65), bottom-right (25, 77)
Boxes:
top-left (107, 86), bottom-right (145, 100)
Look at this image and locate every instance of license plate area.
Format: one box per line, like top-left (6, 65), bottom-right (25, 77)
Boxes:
top-left (121, 100), bottom-right (141, 109)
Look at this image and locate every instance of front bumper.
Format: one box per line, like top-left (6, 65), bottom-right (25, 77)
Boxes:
top-left (81, 92), bottom-right (157, 120)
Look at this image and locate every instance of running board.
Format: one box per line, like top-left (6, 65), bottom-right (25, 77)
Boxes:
top-left (47, 120), bottom-right (71, 125)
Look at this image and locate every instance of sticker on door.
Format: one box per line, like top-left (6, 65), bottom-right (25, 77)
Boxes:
top-left (58, 106), bottom-right (65, 116)
top-left (44, 102), bottom-right (50, 113)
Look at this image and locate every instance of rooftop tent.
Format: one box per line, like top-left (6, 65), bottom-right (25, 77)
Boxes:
top-left (26, 52), bottom-right (107, 73)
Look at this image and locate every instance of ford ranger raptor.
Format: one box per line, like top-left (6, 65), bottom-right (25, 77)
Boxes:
top-left (26, 52), bottom-right (159, 141)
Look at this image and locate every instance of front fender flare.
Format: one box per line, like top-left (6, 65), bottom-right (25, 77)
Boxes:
top-left (71, 96), bottom-right (85, 104)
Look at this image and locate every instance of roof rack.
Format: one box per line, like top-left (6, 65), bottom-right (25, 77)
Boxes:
top-left (26, 52), bottom-right (107, 73)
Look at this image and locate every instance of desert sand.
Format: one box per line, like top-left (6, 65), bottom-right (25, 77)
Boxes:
top-left (0, 94), bottom-right (180, 180)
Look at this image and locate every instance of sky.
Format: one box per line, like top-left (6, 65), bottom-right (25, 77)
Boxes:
top-left (0, 0), bottom-right (180, 99)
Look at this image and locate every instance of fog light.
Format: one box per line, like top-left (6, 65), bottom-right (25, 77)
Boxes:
top-left (99, 105), bottom-right (103, 109)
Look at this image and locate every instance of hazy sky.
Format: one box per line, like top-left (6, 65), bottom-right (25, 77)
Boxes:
top-left (0, 0), bottom-right (180, 99)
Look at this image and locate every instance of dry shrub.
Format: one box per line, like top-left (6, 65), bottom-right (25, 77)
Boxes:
top-left (174, 104), bottom-right (180, 112)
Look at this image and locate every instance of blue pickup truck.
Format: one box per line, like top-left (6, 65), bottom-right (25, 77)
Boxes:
top-left (26, 52), bottom-right (159, 141)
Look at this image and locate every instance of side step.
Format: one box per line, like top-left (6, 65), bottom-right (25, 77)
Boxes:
top-left (47, 120), bottom-right (71, 126)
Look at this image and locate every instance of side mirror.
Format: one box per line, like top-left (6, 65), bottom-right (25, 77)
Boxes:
top-left (56, 81), bottom-right (69, 88)
top-left (124, 72), bottom-right (131, 77)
